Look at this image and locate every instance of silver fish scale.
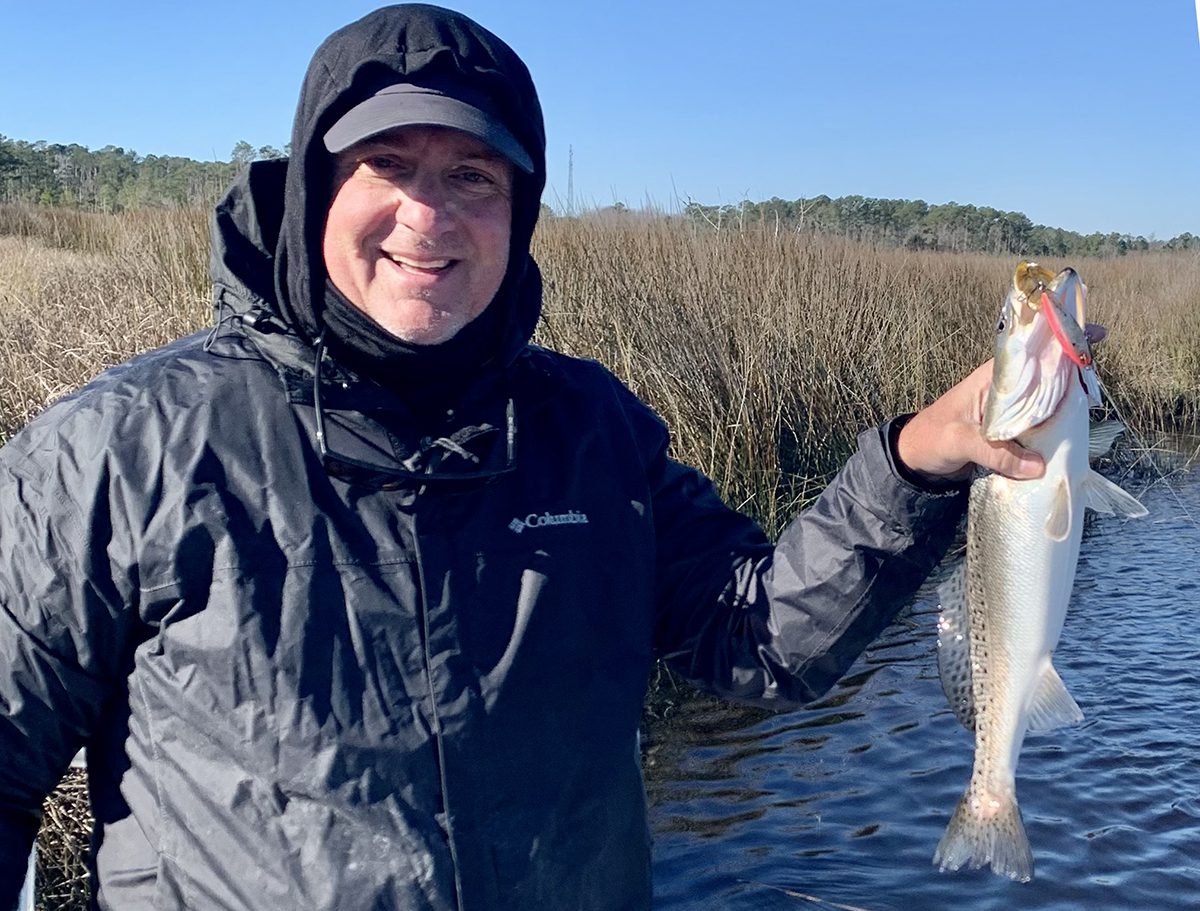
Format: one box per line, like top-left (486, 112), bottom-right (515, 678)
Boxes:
top-left (963, 473), bottom-right (1031, 799)
top-left (933, 473), bottom-right (1041, 881)
top-left (935, 566), bottom-right (975, 730)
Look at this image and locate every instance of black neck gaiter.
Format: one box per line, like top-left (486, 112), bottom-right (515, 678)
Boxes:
top-left (317, 252), bottom-right (541, 415)
top-left (319, 279), bottom-right (500, 410)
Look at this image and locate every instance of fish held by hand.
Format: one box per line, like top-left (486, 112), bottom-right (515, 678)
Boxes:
top-left (933, 261), bottom-right (1147, 882)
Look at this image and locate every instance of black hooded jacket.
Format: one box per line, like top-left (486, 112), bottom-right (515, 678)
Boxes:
top-left (0, 6), bottom-right (967, 910)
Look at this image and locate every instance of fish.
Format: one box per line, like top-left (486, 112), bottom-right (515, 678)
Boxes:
top-left (933, 261), bottom-right (1148, 882)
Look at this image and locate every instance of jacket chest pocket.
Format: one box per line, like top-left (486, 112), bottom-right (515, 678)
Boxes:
top-left (456, 524), bottom-right (654, 688)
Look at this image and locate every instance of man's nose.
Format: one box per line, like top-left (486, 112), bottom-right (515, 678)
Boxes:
top-left (396, 177), bottom-right (455, 235)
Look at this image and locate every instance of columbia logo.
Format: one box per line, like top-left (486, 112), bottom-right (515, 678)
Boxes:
top-left (508, 510), bottom-right (589, 534)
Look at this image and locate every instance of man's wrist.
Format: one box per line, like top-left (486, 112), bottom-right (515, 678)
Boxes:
top-left (888, 414), bottom-right (969, 492)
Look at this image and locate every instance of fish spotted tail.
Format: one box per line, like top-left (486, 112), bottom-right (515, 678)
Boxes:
top-left (934, 787), bottom-right (1034, 883)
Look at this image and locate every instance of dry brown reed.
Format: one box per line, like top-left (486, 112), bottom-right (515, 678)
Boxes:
top-left (4, 203), bottom-right (1195, 493)
top-left (31, 770), bottom-right (91, 911)
top-left (0, 205), bottom-right (124, 257)
top-left (1, 203), bottom-right (1197, 907)
top-left (0, 206), bottom-right (210, 441)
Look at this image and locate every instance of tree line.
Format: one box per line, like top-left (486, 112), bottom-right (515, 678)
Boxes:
top-left (681, 196), bottom-right (1197, 257)
top-left (0, 136), bottom-right (287, 211)
top-left (1, 135), bottom-right (1195, 257)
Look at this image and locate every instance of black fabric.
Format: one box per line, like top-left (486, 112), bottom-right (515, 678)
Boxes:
top-left (272, 3), bottom-right (547, 398)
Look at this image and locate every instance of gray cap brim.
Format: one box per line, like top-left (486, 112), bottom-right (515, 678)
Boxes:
top-left (323, 83), bottom-right (534, 173)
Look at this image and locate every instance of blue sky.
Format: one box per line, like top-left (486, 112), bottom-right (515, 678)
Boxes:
top-left (2, 1), bottom-right (1198, 238)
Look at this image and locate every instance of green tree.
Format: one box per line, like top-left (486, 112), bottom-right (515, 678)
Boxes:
top-left (230, 141), bottom-right (256, 167)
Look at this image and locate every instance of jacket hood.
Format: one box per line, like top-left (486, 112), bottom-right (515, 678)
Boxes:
top-left (211, 4), bottom-right (547, 397)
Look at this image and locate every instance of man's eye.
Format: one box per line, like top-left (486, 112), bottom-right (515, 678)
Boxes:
top-left (364, 155), bottom-right (399, 170)
top-left (455, 169), bottom-right (492, 184)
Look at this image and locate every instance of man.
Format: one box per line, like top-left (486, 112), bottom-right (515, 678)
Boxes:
top-left (0, 5), bottom-right (1041, 910)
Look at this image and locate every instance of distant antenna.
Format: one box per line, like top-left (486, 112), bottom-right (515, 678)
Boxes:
top-left (1195, 0), bottom-right (1199, 45)
top-left (567, 145), bottom-right (574, 216)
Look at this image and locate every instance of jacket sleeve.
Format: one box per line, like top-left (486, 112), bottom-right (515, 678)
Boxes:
top-left (641, 397), bottom-right (968, 709)
top-left (0, 411), bottom-right (133, 907)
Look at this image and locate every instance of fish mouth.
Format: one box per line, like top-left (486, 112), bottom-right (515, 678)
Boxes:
top-left (1027, 266), bottom-right (1091, 368)
top-left (1014, 261), bottom-right (1057, 299)
top-left (983, 353), bottom-right (1071, 441)
top-left (982, 262), bottom-right (1088, 441)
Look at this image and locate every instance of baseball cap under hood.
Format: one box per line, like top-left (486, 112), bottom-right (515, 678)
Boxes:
top-left (273, 3), bottom-right (547, 390)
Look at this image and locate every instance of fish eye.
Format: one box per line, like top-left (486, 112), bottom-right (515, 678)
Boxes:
top-left (995, 314), bottom-right (1006, 334)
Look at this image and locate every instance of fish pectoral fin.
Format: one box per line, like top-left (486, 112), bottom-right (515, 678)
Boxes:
top-left (1087, 419), bottom-right (1125, 459)
top-left (1081, 365), bottom-right (1104, 408)
top-left (1081, 469), bottom-right (1149, 518)
top-left (1027, 663), bottom-right (1084, 732)
top-left (1044, 477), bottom-right (1072, 542)
top-left (936, 563), bottom-right (976, 730)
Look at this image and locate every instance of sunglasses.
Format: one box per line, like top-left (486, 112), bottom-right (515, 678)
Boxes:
top-left (311, 336), bottom-right (516, 488)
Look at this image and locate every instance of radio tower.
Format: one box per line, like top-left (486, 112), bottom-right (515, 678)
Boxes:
top-left (567, 145), bottom-right (574, 216)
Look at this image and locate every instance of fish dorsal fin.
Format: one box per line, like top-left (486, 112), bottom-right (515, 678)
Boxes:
top-left (1088, 420), bottom-right (1126, 459)
top-left (936, 564), bottom-right (975, 730)
top-left (1044, 477), bottom-right (1072, 542)
top-left (1027, 662), bottom-right (1084, 732)
top-left (1081, 470), bottom-right (1149, 518)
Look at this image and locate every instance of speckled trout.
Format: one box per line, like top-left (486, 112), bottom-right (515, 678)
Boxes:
top-left (933, 262), bottom-right (1147, 882)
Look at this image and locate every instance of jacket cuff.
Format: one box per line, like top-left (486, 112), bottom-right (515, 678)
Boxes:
top-left (852, 416), bottom-right (969, 538)
top-left (880, 413), bottom-right (971, 495)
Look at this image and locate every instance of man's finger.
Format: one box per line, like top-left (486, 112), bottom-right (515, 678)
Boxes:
top-left (981, 439), bottom-right (1044, 480)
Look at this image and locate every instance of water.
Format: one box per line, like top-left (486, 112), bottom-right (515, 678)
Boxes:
top-left (646, 465), bottom-right (1200, 910)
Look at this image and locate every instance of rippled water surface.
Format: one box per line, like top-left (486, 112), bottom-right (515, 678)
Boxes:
top-left (646, 465), bottom-right (1200, 910)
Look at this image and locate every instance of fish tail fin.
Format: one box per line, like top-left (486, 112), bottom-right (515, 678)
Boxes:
top-left (934, 786), bottom-right (1034, 883)
top-left (1027, 662), bottom-right (1084, 732)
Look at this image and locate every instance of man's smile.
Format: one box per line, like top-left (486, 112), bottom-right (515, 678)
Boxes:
top-left (384, 252), bottom-right (456, 273)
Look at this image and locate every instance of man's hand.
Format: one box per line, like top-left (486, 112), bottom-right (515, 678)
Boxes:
top-left (896, 324), bottom-right (1106, 484)
top-left (896, 361), bottom-right (1044, 483)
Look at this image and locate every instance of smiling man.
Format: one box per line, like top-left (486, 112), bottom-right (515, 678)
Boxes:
top-left (322, 125), bottom-right (516, 344)
top-left (0, 5), bottom-right (1041, 911)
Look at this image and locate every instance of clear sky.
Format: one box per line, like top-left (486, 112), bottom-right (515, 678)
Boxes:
top-left (2, 0), bottom-right (1198, 238)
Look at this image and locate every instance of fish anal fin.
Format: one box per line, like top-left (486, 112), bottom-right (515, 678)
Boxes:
top-left (1044, 477), bottom-right (1072, 542)
top-left (1081, 469), bottom-right (1148, 518)
top-left (936, 564), bottom-right (975, 730)
top-left (1027, 663), bottom-right (1084, 732)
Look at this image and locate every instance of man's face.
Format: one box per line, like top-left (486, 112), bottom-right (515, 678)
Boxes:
top-left (323, 126), bottom-right (514, 345)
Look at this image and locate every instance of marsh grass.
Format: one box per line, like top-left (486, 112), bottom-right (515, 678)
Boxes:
top-left (533, 216), bottom-right (1199, 532)
top-left (0, 207), bottom-right (209, 443)
top-left (2, 203), bottom-right (1198, 907)
top-left (30, 771), bottom-right (91, 911)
